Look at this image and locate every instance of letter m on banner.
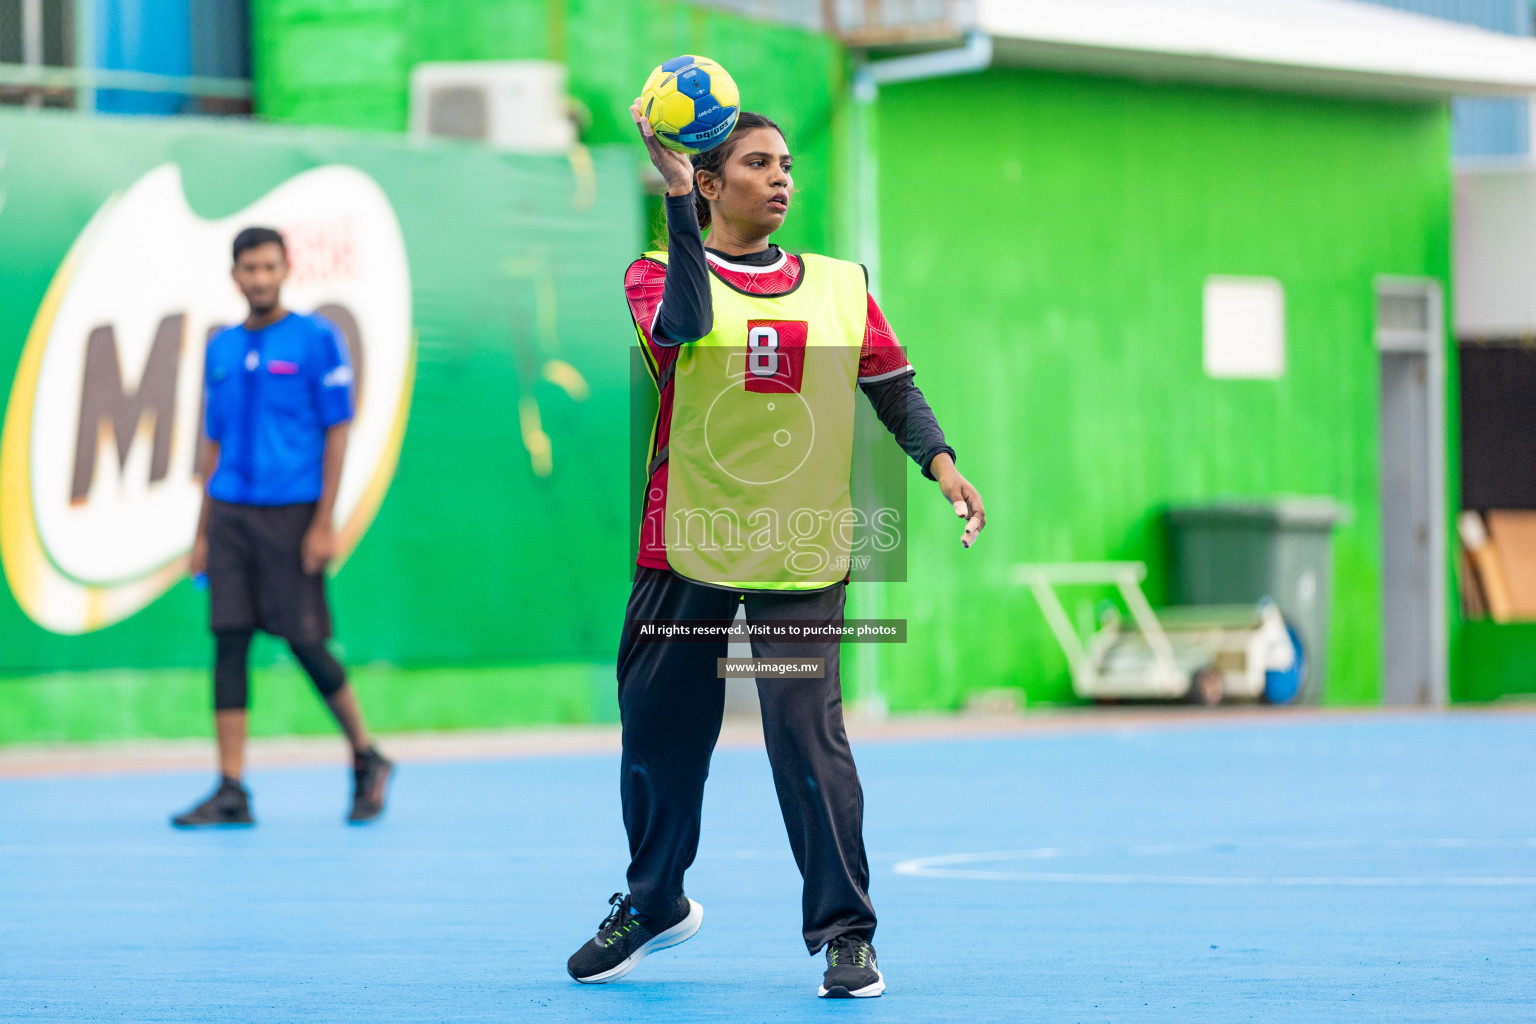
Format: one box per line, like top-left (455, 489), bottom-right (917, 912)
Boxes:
top-left (71, 315), bottom-right (184, 502)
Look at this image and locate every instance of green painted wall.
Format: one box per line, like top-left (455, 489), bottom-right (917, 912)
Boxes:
top-left (0, 659), bottom-right (618, 743)
top-left (1457, 621), bottom-right (1536, 703)
top-left (862, 69), bottom-right (1453, 709)
top-left (250, 0), bottom-right (846, 258)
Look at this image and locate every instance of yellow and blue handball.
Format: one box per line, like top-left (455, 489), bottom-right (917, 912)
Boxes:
top-left (640, 55), bottom-right (740, 154)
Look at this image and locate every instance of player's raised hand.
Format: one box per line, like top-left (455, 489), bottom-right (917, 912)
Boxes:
top-left (632, 98), bottom-right (695, 197)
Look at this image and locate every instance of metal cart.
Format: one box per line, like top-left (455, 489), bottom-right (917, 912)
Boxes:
top-left (1010, 561), bottom-right (1301, 705)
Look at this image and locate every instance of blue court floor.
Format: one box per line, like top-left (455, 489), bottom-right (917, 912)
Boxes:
top-left (2, 712), bottom-right (1534, 1022)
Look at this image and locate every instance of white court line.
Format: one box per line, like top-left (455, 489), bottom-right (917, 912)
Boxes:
top-left (0, 844), bottom-right (796, 861)
top-left (0, 845), bottom-right (613, 859)
top-left (893, 843), bottom-right (1536, 887)
top-left (1126, 837), bottom-right (1536, 855)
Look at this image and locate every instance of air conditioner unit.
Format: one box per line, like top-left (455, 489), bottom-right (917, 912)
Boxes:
top-left (409, 61), bottom-right (576, 153)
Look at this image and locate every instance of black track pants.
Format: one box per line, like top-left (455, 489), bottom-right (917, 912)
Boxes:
top-left (616, 566), bottom-right (876, 953)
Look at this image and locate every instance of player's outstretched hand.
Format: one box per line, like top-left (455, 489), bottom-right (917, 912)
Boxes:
top-left (930, 453), bottom-right (986, 548)
top-left (631, 97), bottom-right (695, 197)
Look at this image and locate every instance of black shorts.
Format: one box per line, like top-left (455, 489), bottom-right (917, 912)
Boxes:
top-left (206, 499), bottom-right (332, 644)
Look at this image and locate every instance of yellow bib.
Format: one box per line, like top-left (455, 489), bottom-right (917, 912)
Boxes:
top-left (640, 251), bottom-right (867, 590)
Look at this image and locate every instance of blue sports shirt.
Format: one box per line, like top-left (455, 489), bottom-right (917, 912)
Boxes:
top-left (204, 311), bottom-right (355, 506)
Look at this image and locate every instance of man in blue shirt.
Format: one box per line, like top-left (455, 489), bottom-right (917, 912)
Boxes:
top-left (172, 227), bottom-right (393, 828)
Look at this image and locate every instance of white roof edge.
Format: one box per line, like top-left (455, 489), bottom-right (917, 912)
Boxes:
top-left (977, 0), bottom-right (1536, 98)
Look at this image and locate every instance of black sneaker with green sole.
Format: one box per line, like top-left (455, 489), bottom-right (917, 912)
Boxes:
top-left (171, 777), bottom-right (253, 828)
top-left (566, 892), bottom-right (702, 984)
top-left (819, 935), bottom-right (885, 998)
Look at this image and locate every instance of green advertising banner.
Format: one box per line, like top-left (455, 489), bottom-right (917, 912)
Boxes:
top-left (0, 112), bottom-right (641, 682)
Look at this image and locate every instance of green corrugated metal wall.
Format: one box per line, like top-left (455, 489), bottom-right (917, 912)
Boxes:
top-left (250, 0), bottom-right (845, 257)
top-left (862, 69), bottom-right (1453, 708)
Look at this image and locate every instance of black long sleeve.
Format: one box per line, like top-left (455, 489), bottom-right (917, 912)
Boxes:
top-left (651, 192), bottom-right (712, 346)
top-left (860, 373), bottom-right (957, 480)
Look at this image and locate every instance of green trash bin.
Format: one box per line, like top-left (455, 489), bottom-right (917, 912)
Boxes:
top-left (1167, 500), bottom-right (1344, 703)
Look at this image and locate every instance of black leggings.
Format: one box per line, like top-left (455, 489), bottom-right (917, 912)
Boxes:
top-left (213, 629), bottom-right (347, 711)
top-left (617, 567), bottom-right (874, 954)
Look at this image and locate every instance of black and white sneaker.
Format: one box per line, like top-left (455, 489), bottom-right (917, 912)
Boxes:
top-left (819, 935), bottom-right (884, 998)
top-left (170, 776), bottom-right (253, 828)
top-left (566, 892), bottom-right (702, 984)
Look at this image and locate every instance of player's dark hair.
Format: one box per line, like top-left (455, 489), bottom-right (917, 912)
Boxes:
top-left (232, 226), bottom-right (287, 263)
top-left (692, 112), bottom-right (784, 231)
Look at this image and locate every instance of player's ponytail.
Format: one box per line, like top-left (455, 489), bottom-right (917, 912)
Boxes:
top-left (692, 111), bottom-right (783, 231)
